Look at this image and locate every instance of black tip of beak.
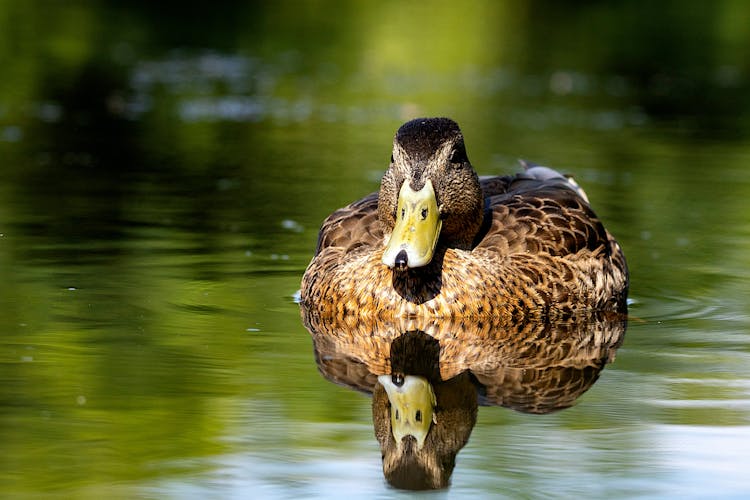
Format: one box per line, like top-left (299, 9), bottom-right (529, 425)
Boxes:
top-left (394, 250), bottom-right (408, 271)
top-left (392, 373), bottom-right (405, 386)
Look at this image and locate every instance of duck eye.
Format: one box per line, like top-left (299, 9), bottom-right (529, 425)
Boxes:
top-left (415, 410), bottom-right (422, 422)
top-left (420, 208), bottom-right (428, 220)
top-left (450, 145), bottom-right (467, 164)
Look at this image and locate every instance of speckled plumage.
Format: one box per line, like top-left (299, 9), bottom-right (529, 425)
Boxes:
top-left (305, 312), bottom-right (626, 489)
top-left (305, 310), bottom-right (626, 410)
top-left (300, 117), bottom-right (628, 323)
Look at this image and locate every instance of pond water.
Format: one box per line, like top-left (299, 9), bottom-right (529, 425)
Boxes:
top-left (1, 2), bottom-right (749, 498)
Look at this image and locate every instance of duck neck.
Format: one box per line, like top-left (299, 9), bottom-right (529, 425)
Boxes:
top-left (390, 250), bottom-right (445, 304)
top-left (439, 203), bottom-right (484, 251)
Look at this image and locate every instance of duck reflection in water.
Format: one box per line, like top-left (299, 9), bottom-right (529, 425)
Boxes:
top-left (303, 311), bottom-right (627, 490)
top-left (373, 332), bottom-right (477, 490)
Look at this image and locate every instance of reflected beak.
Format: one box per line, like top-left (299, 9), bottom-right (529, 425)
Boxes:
top-left (382, 179), bottom-right (442, 270)
top-left (377, 374), bottom-right (436, 450)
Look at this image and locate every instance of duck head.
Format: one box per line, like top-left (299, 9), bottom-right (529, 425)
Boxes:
top-left (374, 371), bottom-right (478, 490)
top-left (379, 118), bottom-right (483, 270)
top-left (377, 374), bottom-right (437, 450)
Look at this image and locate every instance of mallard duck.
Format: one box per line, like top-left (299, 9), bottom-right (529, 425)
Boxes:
top-left (300, 117), bottom-right (628, 322)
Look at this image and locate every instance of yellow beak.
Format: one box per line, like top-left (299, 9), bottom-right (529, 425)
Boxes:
top-left (382, 179), bottom-right (442, 269)
top-left (377, 374), bottom-right (437, 450)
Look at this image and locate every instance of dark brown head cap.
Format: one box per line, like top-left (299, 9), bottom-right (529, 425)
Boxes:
top-left (395, 118), bottom-right (464, 163)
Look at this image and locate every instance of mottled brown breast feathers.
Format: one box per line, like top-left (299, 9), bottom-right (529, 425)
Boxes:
top-left (302, 169), bottom-right (628, 322)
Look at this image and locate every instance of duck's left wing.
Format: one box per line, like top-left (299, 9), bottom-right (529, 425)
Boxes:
top-left (314, 192), bottom-right (384, 256)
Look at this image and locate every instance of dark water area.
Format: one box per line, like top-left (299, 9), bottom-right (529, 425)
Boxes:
top-left (1, 1), bottom-right (749, 498)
